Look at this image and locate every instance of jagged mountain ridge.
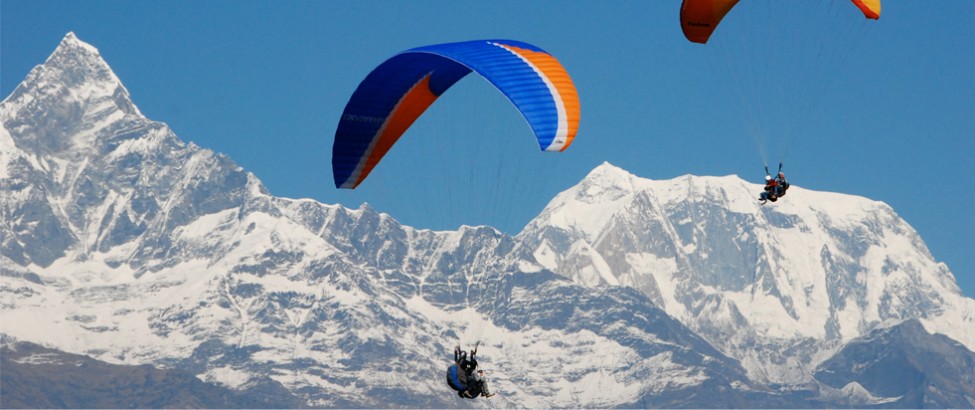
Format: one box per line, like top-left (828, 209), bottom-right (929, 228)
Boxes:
top-left (1, 33), bottom-right (972, 407)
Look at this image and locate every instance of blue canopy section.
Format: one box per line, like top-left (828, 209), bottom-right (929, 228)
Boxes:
top-left (409, 40), bottom-right (561, 148)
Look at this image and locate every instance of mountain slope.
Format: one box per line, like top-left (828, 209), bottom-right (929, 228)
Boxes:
top-left (0, 340), bottom-right (298, 408)
top-left (813, 319), bottom-right (975, 408)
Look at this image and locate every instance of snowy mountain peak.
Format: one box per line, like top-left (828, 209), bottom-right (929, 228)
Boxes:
top-left (1, 32), bottom-right (142, 157)
top-left (0, 33), bottom-right (219, 270)
top-left (531, 167), bottom-right (750, 241)
top-left (520, 165), bottom-right (974, 383)
top-left (574, 163), bottom-right (760, 207)
top-left (586, 161), bottom-right (634, 181)
top-left (54, 32), bottom-right (100, 59)
top-left (40, 32), bottom-right (133, 109)
top-left (43, 32), bottom-right (127, 99)
top-left (575, 161), bottom-right (640, 201)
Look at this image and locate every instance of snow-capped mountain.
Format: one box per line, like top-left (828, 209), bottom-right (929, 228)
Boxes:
top-left (2, 33), bottom-right (972, 408)
top-left (516, 162), bottom-right (975, 384)
top-left (1, 33), bottom-right (759, 408)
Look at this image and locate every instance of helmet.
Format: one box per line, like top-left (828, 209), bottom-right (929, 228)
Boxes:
top-left (778, 172), bottom-right (785, 178)
top-left (765, 175), bottom-right (772, 181)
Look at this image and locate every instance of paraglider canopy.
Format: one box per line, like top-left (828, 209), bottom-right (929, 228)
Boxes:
top-left (332, 39), bottom-right (581, 189)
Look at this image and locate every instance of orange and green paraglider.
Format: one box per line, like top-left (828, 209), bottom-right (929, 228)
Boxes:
top-left (332, 40), bottom-right (580, 189)
top-left (680, 0), bottom-right (881, 44)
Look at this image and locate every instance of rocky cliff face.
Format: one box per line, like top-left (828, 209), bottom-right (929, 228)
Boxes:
top-left (813, 319), bottom-right (975, 408)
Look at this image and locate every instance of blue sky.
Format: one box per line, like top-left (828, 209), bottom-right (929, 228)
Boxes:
top-left (2, 1), bottom-right (972, 297)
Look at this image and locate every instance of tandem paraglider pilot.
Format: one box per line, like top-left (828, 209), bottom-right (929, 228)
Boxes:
top-left (447, 345), bottom-right (494, 399)
top-left (759, 168), bottom-right (789, 205)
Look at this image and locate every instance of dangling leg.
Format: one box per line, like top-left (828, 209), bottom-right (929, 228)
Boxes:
top-left (472, 370), bottom-right (493, 397)
top-left (480, 380), bottom-right (494, 397)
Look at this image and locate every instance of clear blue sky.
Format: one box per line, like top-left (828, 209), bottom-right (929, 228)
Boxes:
top-left (2, 1), bottom-right (972, 297)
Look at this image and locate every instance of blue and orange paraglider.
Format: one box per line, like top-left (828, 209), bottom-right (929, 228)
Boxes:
top-left (332, 40), bottom-right (580, 189)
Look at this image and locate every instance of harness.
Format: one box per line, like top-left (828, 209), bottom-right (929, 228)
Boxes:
top-left (446, 364), bottom-right (466, 391)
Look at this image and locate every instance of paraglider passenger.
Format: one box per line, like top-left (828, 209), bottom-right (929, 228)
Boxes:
top-left (468, 369), bottom-right (493, 398)
top-left (759, 174), bottom-right (779, 204)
